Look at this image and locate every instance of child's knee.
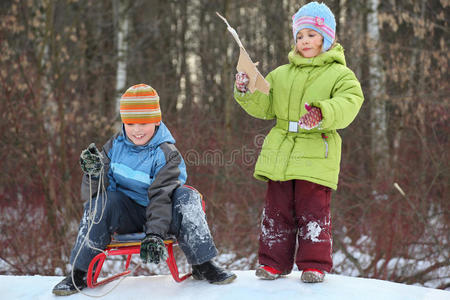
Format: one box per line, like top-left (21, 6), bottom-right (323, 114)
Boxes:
top-left (173, 188), bottom-right (205, 223)
top-left (170, 187), bottom-right (205, 236)
top-left (173, 186), bottom-right (200, 207)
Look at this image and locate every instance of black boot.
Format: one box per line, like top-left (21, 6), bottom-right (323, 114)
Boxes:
top-left (192, 261), bottom-right (237, 284)
top-left (52, 269), bottom-right (87, 296)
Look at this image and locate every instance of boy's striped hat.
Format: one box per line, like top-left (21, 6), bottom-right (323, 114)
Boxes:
top-left (292, 2), bottom-right (336, 52)
top-left (120, 84), bottom-right (161, 124)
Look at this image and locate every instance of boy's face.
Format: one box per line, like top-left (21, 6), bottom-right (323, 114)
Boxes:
top-left (124, 122), bottom-right (160, 146)
top-left (296, 28), bottom-right (323, 58)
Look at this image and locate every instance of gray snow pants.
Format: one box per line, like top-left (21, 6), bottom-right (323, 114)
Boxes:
top-left (70, 186), bottom-right (218, 271)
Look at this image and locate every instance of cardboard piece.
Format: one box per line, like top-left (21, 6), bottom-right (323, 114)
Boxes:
top-left (216, 12), bottom-right (270, 95)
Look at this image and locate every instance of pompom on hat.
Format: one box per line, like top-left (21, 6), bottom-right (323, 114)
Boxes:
top-left (292, 2), bottom-right (336, 52)
top-left (119, 84), bottom-right (161, 124)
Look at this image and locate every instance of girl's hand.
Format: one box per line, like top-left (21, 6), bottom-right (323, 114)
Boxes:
top-left (298, 103), bottom-right (322, 130)
top-left (235, 72), bottom-right (249, 93)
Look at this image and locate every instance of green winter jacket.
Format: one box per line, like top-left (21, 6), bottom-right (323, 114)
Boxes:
top-left (234, 44), bottom-right (364, 190)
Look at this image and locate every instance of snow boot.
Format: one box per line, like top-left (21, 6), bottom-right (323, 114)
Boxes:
top-left (192, 261), bottom-right (237, 284)
top-left (255, 265), bottom-right (282, 280)
top-left (301, 268), bottom-right (325, 283)
top-left (52, 269), bottom-right (87, 296)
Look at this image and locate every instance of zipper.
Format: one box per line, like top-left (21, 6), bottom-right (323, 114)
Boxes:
top-left (297, 71), bottom-right (310, 121)
top-left (321, 133), bottom-right (329, 158)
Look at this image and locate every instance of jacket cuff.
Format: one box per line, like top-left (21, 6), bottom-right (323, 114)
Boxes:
top-left (146, 233), bottom-right (164, 240)
top-left (311, 101), bottom-right (334, 129)
top-left (233, 85), bottom-right (252, 100)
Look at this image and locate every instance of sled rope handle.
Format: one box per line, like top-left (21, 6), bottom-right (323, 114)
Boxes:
top-left (70, 168), bottom-right (141, 297)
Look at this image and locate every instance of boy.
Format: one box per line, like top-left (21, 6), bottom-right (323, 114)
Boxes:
top-left (52, 84), bottom-right (236, 296)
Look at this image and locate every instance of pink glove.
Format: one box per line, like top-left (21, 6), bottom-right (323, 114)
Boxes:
top-left (298, 103), bottom-right (322, 130)
top-left (235, 72), bottom-right (249, 93)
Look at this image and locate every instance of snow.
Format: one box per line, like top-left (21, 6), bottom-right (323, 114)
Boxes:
top-left (305, 221), bottom-right (322, 242)
top-left (176, 191), bottom-right (212, 247)
top-left (1, 271), bottom-right (449, 300)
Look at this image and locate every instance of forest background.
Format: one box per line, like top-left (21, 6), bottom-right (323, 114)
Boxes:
top-left (0, 0), bottom-right (448, 290)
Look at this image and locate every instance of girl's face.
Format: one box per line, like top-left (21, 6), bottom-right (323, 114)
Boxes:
top-left (296, 28), bottom-right (323, 58)
top-left (124, 122), bottom-right (160, 146)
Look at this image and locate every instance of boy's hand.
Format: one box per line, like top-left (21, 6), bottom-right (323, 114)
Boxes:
top-left (235, 72), bottom-right (249, 93)
top-left (80, 143), bottom-right (103, 177)
top-left (140, 234), bottom-right (168, 264)
top-left (298, 103), bottom-right (322, 130)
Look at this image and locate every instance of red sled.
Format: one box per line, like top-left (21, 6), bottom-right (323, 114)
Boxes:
top-left (86, 185), bottom-right (205, 288)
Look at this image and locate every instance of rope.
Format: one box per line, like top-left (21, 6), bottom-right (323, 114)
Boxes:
top-left (69, 167), bottom-right (140, 297)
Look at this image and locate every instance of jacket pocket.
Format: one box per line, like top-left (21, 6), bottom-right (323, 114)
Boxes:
top-left (291, 134), bottom-right (327, 159)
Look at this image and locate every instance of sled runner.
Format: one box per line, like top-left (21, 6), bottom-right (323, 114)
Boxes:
top-left (86, 185), bottom-right (205, 287)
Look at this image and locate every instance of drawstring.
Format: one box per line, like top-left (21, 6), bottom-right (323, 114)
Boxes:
top-left (321, 133), bottom-right (328, 158)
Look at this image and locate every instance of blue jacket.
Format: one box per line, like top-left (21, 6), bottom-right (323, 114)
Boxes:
top-left (81, 122), bottom-right (187, 236)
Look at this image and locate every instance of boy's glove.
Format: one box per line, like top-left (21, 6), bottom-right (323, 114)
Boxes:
top-left (79, 143), bottom-right (103, 177)
top-left (235, 72), bottom-right (249, 93)
top-left (140, 234), bottom-right (168, 264)
top-left (298, 103), bottom-right (323, 130)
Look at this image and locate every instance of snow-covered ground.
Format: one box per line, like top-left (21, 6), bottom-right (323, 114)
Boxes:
top-left (1, 271), bottom-right (449, 300)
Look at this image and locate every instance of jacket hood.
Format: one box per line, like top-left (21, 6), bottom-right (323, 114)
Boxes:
top-left (288, 43), bottom-right (346, 67)
top-left (122, 121), bottom-right (176, 150)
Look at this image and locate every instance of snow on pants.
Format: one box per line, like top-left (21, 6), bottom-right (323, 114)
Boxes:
top-left (258, 180), bottom-right (333, 273)
top-left (70, 186), bottom-right (218, 271)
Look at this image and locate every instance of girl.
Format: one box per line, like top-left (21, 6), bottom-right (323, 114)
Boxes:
top-left (234, 2), bottom-right (364, 283)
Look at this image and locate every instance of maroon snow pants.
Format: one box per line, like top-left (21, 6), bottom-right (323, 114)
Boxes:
top-left (258, 179), bottom-right (333, 273)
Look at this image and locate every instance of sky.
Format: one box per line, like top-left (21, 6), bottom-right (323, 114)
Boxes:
top-left (1, 271), bottom-right (449, 300)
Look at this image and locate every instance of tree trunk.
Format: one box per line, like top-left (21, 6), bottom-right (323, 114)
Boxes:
top-left (114, 0), bottom-right (129, 118)
top-left (180, 0), bottom-right (193, 114)
top-left (367, 0), bottom-right (388, 180)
